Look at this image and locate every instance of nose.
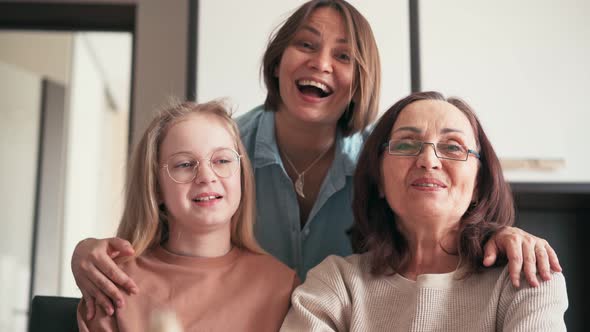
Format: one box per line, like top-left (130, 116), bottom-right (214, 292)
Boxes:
top-left (193, 161), bottom-right (217, 184)
top-left (416, 143), bottom-right (441, 170)
top-left (308, 48), bottom-right (333, 73)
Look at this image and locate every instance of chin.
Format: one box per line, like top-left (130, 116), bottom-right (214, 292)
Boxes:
top-left (196, 217), bottom-right (231, 228)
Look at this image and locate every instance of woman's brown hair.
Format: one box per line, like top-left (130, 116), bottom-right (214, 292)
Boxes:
top-left (262, 0), bottom-right (381, 136)
top-left (350, 91), bottom-right (514, 275)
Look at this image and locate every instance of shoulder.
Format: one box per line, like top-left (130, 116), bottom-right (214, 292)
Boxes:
top-left (493, 267), bottom-right (568, 329)
top-left (498, 266), bottom-right (567, 292)
top-left (235, 105), bottom-right (266, 139)
top-left (340, 126), bottom-right (372, 163)
top-left (288, 255), bottom-right (367, 317)
top-left (115, 247), bottom-right (168, 277)
top-left (305, 254), bottom-right (368, 287)
top-left (238, 249), bottom-right (298, 286)
top-left (495, 266), bottom-right (568, 307)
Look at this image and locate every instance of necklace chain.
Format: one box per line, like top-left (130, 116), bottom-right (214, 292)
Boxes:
top-left (282, 145), bottom-right (332, 199)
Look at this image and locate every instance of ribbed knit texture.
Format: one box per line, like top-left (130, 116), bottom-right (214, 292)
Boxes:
top-left (281, 254), bottom-right (568, 331)
top-left (78, 246), bottom-right (298, 332)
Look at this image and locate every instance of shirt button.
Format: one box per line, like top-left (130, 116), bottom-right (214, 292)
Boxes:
top-left (303, 228), bottom-right (310, 237)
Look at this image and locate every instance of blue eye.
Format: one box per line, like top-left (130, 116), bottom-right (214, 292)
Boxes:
top-left (212, 158), bottom-right (232, 165)
top-left (174, 161), bottom-right (195, 169)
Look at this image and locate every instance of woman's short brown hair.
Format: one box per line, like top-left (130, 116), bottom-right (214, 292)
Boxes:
top-left (350, 91), bottom-right (514, 275)
top-left (262, 0), bottom-right (381, 136)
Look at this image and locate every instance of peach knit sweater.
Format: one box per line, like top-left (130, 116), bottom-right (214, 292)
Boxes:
top-left (78, 246), bottom-right (298, 332)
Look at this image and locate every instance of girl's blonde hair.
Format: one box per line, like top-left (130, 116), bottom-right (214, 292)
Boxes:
top-left (117, 100), bottom-right (264, 257)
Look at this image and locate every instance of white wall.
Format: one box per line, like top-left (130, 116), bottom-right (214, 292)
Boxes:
top-left (61, 33), bottom-right (131, 297)
top-left (0, 62), bottom-right (42, 332)
top-left (0, 31), bottom-right (72, 85)
top-left (82, 33), bottom-right (133, 115)
top-left (420, 0), bottom-right (590, 182)
top-left (197, 0), bottom-right (411, 115)
top-left (132, 0), bottom-right (189, 146)
top-left (0, 29), bottom-right (132, 298)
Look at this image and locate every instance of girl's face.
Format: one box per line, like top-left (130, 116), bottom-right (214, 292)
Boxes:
top-left (380, 100), bottom-right (480, 226)
top-left (158, 113), bottom-right (241, 234)
top-left (275, 7), bottom-right (355, 128)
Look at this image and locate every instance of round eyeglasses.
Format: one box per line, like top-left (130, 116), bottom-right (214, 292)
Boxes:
top-left (161, 148), bottom-right (241, 183)
top-left (383, 139), bottom-right (480, 161)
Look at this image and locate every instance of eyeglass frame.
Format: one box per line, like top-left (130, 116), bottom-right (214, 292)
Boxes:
top-left (381, 139), bottom-right (481, 161)
top-left (160, 148), bottom-right (242, 184)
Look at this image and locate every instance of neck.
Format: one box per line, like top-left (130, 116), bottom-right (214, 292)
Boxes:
top-left (274, 108), bottom-right (337, 163)
top-left (397, 216), bottom-right (460, 279)
top-left (164, 222), bottom-right (232, 258)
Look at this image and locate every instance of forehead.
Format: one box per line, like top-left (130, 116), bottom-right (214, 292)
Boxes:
top-left (302, 7), bottom-right (348, 38)
top-left (394, 100), bottom-right (473, 130)
top-left (392, 100), bottom-right (476, 139)
top-left (160, 113), bottom-right (235, 156)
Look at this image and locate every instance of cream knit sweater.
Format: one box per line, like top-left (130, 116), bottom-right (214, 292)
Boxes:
top-left (281, 254), bottom-right (567, 331)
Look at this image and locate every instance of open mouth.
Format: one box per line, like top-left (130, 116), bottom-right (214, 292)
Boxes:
top-left (296, 79), bottom-right (333, 98)
top-left (412, 183), bottom-right (445, 188)
top-left (192, 195), bottom-right (222, 202)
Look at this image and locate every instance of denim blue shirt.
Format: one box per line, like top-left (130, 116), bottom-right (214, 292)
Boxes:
top-left (237, 106), bottom-right (369, 280)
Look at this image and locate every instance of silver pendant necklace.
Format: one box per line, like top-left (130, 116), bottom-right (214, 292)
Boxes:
top-left (282, 145), bottom-right (332, 199)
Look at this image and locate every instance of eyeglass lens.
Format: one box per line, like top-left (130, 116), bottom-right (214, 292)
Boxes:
top-left (166, 148), bottom-right (239, 183)
top-left (388, 139), bottom-right (468, 160)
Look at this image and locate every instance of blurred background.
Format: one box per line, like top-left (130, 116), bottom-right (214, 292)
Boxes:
top-left (0, 0), bottom-right (587, 330)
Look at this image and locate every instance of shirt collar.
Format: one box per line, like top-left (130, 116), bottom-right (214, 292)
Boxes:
top-left (253, 110), bottom-right (281, 168)
top-left (252, 109), bottom-right (363, 179)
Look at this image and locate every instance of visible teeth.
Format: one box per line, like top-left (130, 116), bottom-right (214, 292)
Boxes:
top-left (415, 183), bottom-right (441, 187)
top-left (297, 79), bottom-right (330, 93)
top-left (194, 195), bottom-right (218, 202)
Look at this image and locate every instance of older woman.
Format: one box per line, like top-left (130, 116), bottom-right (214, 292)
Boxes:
top-left (280, 91), bottom-right (568, 331)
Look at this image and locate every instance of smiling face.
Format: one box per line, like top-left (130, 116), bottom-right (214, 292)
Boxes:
top-left (274, 6), bottom-right (354, 128)
top-left (380, 100), bottom-right (480, 226)
top-left (158, 113), bottom-right (241, 234)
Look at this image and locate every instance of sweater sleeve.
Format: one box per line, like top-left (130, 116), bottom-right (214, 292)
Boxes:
top-left (499, 272), bottom-right (568, 331)
top-left (280, 257), bottom-right (351, 332)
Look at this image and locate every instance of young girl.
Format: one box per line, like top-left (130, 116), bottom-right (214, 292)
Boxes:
top-left (76, 101), bottom-right (297, 331)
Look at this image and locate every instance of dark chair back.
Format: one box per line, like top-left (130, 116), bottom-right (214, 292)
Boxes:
top-left (28, 295), bottom-right (80, 332)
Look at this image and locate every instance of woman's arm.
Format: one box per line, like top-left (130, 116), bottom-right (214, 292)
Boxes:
top-left (71, 237), bottom-right (138, 319)
top-left (483, 227), bottom-right (562, 288)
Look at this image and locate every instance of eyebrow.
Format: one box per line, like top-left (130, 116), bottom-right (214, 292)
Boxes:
top-left (168, 146), bottom-right (233, 157)
top-left (301, 25), bottom-right (348, 44)
top-left (169, 151), bottom-right (195, 157)
top-left (392, 126), bottom-right (465, 134)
